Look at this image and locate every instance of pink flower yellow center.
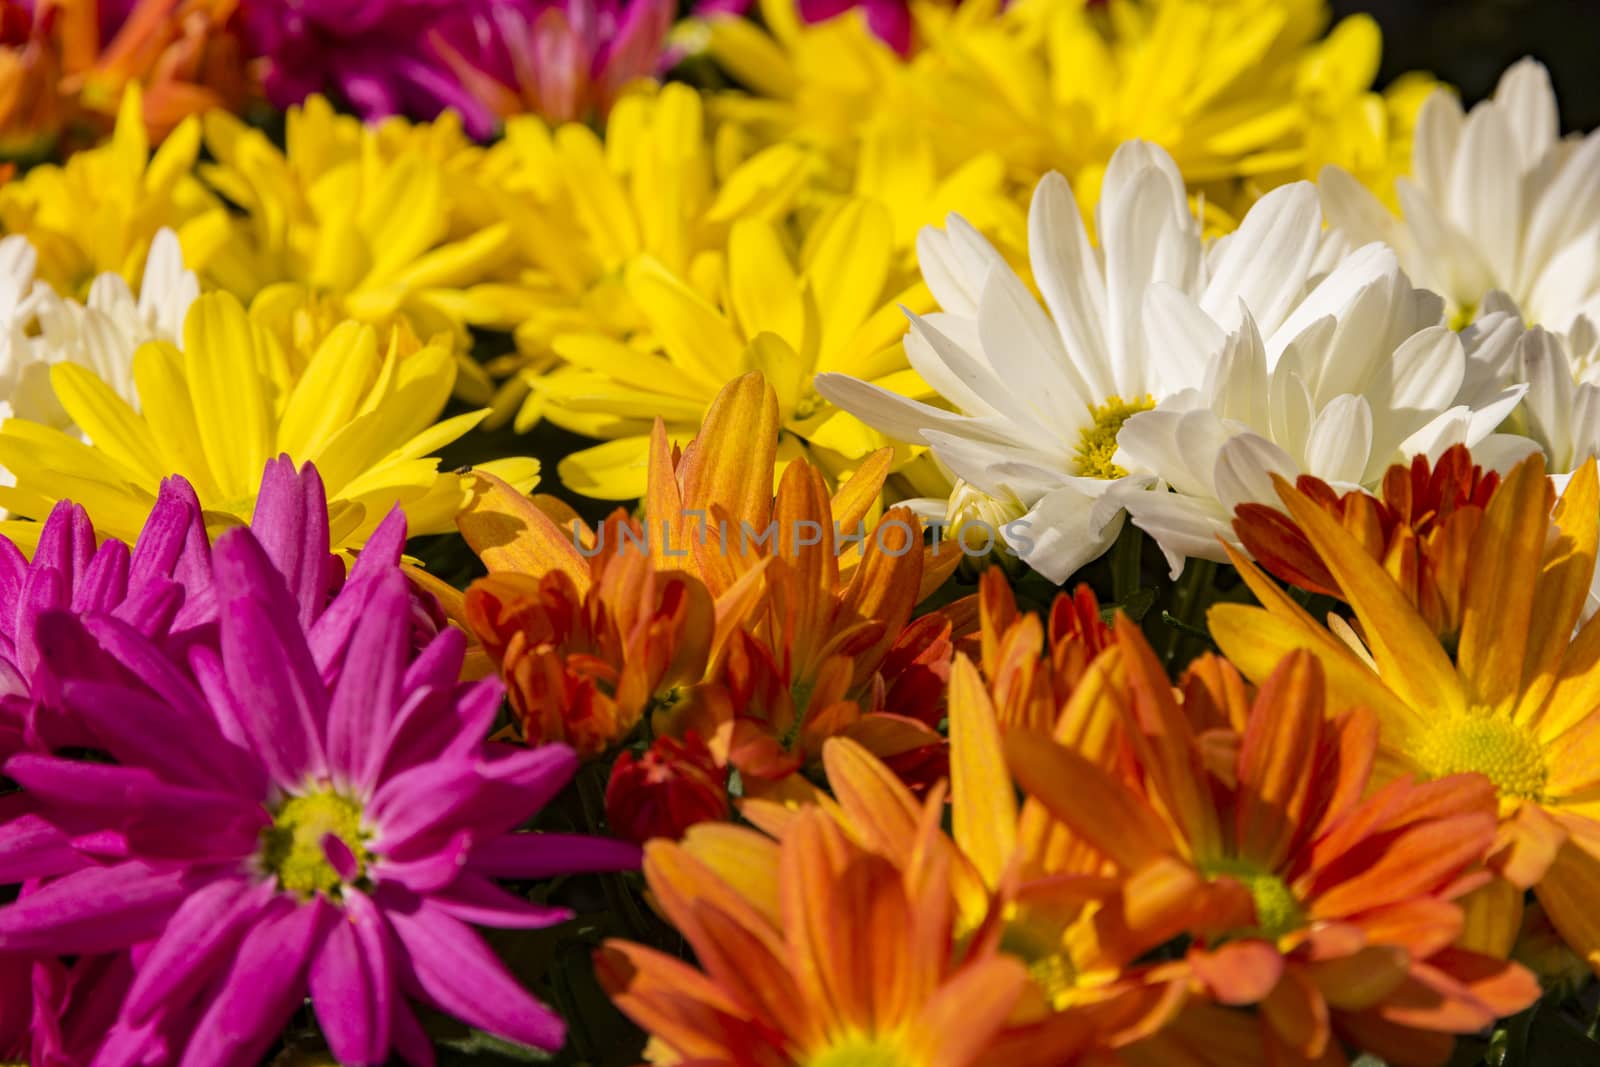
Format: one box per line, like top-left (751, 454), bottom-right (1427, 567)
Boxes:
top-left (259, 790), bottom-right (370, 898)
top-left (1413, 711), bottom-right (1547, 801)
top-left (1074, 394), bottom-right (1155, 480)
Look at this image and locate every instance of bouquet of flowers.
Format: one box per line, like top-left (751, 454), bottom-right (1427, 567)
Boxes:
top-left (0, 1), bottom-right (1598, 1064)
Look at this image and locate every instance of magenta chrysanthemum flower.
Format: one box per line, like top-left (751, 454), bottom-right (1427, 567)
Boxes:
top-left (0, 474), bottom-right (640, 1064)
top-left (0, 481), bottom-right (210, 756)
top-left (243, 0), bottom-right (675, 136)
top-left (696, 0), bottom-right (915, 54)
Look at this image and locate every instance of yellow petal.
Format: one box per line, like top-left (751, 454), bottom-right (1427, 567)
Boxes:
top-left (947, 655), bottom-right (1016, 888)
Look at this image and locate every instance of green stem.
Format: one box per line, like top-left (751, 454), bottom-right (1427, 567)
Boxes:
top-left (1493, 1003), bottom-right (1537, 1066)
top-left (1163, 558), bottom-right (1217, 665)
top-left (1111, 521), bottom-right (1143, 605)
top-left (575, 765), bottom-right (654, 942)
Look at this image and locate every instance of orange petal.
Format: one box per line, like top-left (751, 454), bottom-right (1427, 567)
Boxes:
top-left (1274, 477), bottom-right (1465, 719)
top-left (1259, 965), bottom-right (1331, 1060)
top-left (1520, 460), bottom-right (1598, 699)
top-left (1233, 650), bottom-right (1324, 871)
top-left (1003, 728), bottom-right (1173, 873)
top-left (681, 371), bottom-right (780, 538)
top-left (1187, 940), bottom-right (1285, 1006)
top-left (456, 469), bottom-right (591, 592)
top-left (1455, 452), bottom-right (1551, 710)
top-left (1532, 836), bottom-right (1600, 978)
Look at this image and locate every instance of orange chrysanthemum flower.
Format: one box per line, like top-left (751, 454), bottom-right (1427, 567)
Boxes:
top-left (964, 567), bottom-right (1114, 734)
top-left (459, 476), bottom-right (720, 758)
top-left (1005, 619), bottom-right (1540, 1066)
top-left (595, 798), bottom-right (1029, 1067)
top-left (1, 0), bottom-right (247, 154)
top-left (1211, 455), bottom-right (1600, 973)
top-left (1233, 445), bottom-right (1500, 639)
top-left (732, 651), bottom-right (1190, 1067)
top-left (641, 371), bottom-right (959, 798)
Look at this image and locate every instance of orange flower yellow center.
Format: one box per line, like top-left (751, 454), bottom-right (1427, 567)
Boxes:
top-left (1413, 711), bottom-right (1547, 801)
top-left (1074, 395), bottom-right (1154, 480)
top-left (807, 1038), bottom-right (914, 1067)
top-left (995, 906), bottom-right (1081, 1009)
top-left (1203, 859), bottom-right (1304, 941)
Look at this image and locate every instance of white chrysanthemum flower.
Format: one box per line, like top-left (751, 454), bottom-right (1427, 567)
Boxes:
top-left (1109, 256), bottom-right (1538, 576)
top-left (815, 141), bottom-right (1346, 581)
top-left (0, 229), bottom-right (198, 515)
top-left (1319, 58), bottom-right (1600, 336)
top-left (1456, 309), bottom-right (1600, 487)
top-left (0, 227), bottom-right (197, 429)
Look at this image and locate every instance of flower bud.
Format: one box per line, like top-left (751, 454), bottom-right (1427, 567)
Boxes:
top-left (605, 732), bottom-right (729, 844)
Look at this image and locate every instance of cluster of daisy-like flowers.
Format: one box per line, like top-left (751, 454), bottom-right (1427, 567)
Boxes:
top-left (0, 0), bottom-right (1598, 1064)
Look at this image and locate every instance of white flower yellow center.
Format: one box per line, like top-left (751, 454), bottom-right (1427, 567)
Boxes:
top-left (1074, 394), bottom-right (1154, 480)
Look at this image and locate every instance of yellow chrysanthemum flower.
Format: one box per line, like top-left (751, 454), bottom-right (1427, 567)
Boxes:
top-left (693, 0), bottom-right (1026, 250)
top-left (541, 198), bottom-right (929, 500)
top-left (0, 85), bottom-right (229, 296)
top-left (472, 81), bottom-right (816, 430)
top-left (196, 95), bottom-right (533, 400)
top-left (0, 292), bottom-right (538, 554)
top-left (699, 0), bottom-right (1432, 231)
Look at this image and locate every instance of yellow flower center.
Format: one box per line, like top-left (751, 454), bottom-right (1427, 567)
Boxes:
top-left (808, 1039), bottom-right (913, 1067)
top-left (1073, 395), bottom-right (1154, 480)
top-left (994, 907), bottom-right (1082, 1009)
top-left (1202, 859), bottom-right (1305, 941)
top-left (1448, 301), bottom-right (1480, 332)
top-left (259, 790), bottom-right (370, 898)
top-left (1414, 711), bottom-right (1548, 801)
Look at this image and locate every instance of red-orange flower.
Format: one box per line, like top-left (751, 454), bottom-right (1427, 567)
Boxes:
top-left (595, 800), bottom-right (1029, 1067)
top-left (1233, 444), bottom-right (1499, 639)
top-left (604, 730), bottom-right (729, 844)
top-left (1005, 619), bottom-right (1540, 1066)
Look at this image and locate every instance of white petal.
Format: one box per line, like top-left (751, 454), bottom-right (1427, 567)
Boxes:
top-left (1011, 485), bottom-right (1124, 583)
top-left (1517, 327), bottom-right (1576, 464)
top-left (1200, 181), bottom-right (1322, 337)
top-left (1028, 171), bottom-right (1113, 399)
top-left (1318, 165), bottom-right (1400, 253)
top-left (916, 215), bottom-right (1006, 318)
top-left (975, 264), bottom-right (1092, 418)
top-left (1518, 132), bottom-right (1600, 311)
top-left (1386, 326), bottom-right (1466, 415)
top-left (1120, 489), bottom-right (1236, 578)
top-left (1214, 432), bottom-right (1301, 512)
top-left (1493, 58), bottom-right (1559, 171)
top-left (1140, 283), bottom-right (1225, 397)
top-left (1202, 306), bottom-right (1270, 429)
top-left (1396, 179), bottom-right (1497, 308)
top-left (920, 429), bottom-right (1068, 500)
top-left (1413, 88), bottom-right (1466, 203)
top-left (1305, 394), bottom-right (1375, 486)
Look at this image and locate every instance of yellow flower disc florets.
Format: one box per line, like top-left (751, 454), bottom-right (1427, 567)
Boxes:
top-left (1415, 711), bottom-right (1548, 802)
top-left (259, 790), bottom-right (371, 898)
top-left (994, 904), bottom-right (1081, 1009)
top-left (1203, 859), bottom-right (1306, 941)
top-left (808, 1040), bottom-right (914, 1067)
top-left (1074, 395), bottom-right (1155, 480)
